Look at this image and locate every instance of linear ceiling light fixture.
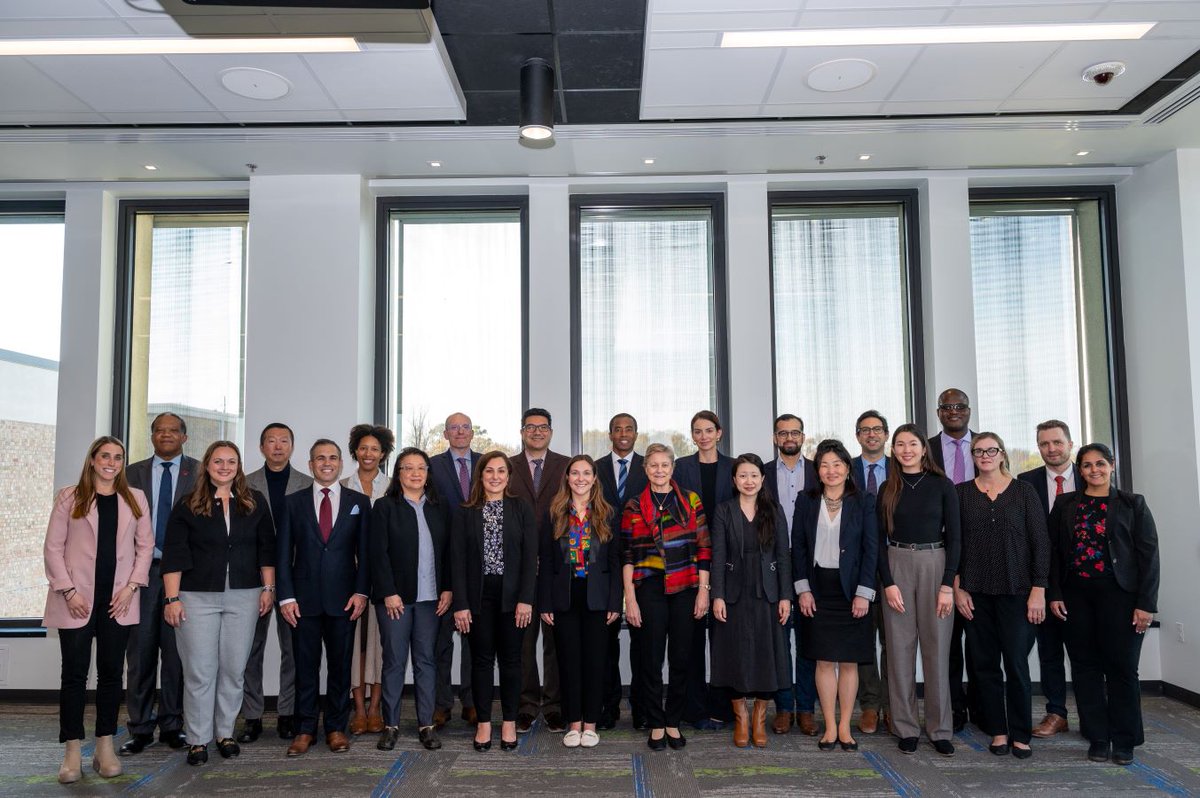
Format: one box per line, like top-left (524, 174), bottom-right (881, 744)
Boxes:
top-left (721, 22), bottom-right (1154, 48)
top-left (0, 37), bottom-right (361, 56)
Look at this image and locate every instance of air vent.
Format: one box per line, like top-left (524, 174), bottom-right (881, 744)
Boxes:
top-left (1143, 82), bottom-right (1200, 124)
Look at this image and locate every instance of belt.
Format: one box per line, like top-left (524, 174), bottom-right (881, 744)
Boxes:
top-left (887, 540), bottom-right (945, 551)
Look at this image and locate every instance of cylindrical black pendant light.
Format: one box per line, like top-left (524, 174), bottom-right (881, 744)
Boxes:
top-left (519, 57), bottom-right (555, 142)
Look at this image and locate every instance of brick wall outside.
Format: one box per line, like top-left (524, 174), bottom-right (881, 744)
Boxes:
top-left (0, 419), bottom-right (57, 619)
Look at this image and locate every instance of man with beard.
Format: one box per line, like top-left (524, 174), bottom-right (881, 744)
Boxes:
top-left (851, 410), bottom-right (891, 735)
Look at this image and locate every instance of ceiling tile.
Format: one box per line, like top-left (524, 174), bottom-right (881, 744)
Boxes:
top-left (647, 31), bottom-right (721, 48)
top-left (803, 0), bottom-right (956, 8)
top-left (944, 4), bottom-right (1105, 24)
top-left (554, 0), bottom-right (645, 32)
top-left (102, 110), bottom-right (227, 123)
top-left (440, 33), bottom-right (554, 91)
top-left (641, 48), bottom-right (780, 107)
top-left (26, 54), bottom-right (216, 113)
top-left (0, 0), bottom-right (114, 18)
top-left (0, 19), bottom-right (135, 37)
top-left (768, 45), bottom-right (918, 104)
top-left (166, 54), bottom-right (335, 112)
top-left (433, 0), bottom-right (551, 34)
top-left (304, 51), bottom-right (464, 116)
top-left (0, 59), bottom-right (93, 112)
top-left (122, 17), bottom-right (188, 35)
top-left (798, 8), bottom-right (949, 26)
top-left (222, 109), bottom-right (346, 123)
top-left (1011, 38), bottom-right (1200, 101)
top-left (101, 0), bottom-right (170, 18)
top-left (639, 102), bottom-right (764, 119)
top-left (888, 42), bottom-right (1060, 102)
top-left (0, 110), bottom-right (108, 123)
top-left (762, 100), bottom-right (883, 117)
top-left (563, 89), bottom-right (640, 122)
top-left (651, 12), bottom-right (799, 33)
top-left (1095, 3), bottom-right (1200, 23)
top-left (879, 99), bottom-right (1003, 115)
top-left (460, 89), bottom-right (566, 125)
top-left (558, 33), bottom-right (643, 89)
top-left (652, 0), bottom-right (801, 11)
top-left (998, 97), bottom-right (1119, 112)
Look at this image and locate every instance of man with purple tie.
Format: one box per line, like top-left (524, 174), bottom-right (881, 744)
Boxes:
top-left (851, 410), bottom-right (891, 735)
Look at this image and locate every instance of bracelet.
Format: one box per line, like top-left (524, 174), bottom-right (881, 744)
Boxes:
top-left (699, 584), bottom-right (711, 591)
top-left (63, 588), bottom-right (76, 601)
top-left (127, 583), bottom-right (139, 593)
top-left (261, 584), bottom-right (276, 592)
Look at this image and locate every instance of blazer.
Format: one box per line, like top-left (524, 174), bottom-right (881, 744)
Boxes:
top-left (791, 491), bottom-right (880, 603)
top-left (42, 487), bottom-right (155, 629)
top-left (536, 508), bottom-right (622, 613)
top-left (276, 485), bottom-right (371, 616)
top-left (370, 493), bottom-right (450, 604)
top-left (596, 451), bottom-right (647, 514)
top-left (709, 498), bottom-right (792, 606)
top-left (1018, 464), bottom-right (1081, 519)
top-left (928, 431), bottom-right (977, 474)
top-left (1047, 489), bottom-right (1160, 613)
top-left (674, 451), bottom-right (734, 511)
top-left (509, 449), bottom-right (571, 522)
top-left (450, 497), bottom-right (537, 615)
top-left (762, 456), bottom-right (817, 507)
top-left (850, 455), bottom-right (891, 493)
top-left (246, 465), bottom-right (313, 522)
top-left (429, 449), bottom-right (481, 520)
top-left (160, 489), bottom-right (276, 592)
top-left (125, 455), bottom-right (200, 530)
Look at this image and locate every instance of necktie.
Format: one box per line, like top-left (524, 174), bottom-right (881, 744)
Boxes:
top-left (319, 488), bottom-right (333, 543)
top-left (866, 463), bottom-right (878, 495)
top-left (156, 461), bottom-right (174, 552)
top-left (457, 457), bottom-right (471, 500)
top-left (617, 458), bottom-right (629, 502)
top-left (952, 439), bottom-right (966, 484)
top-left (532, 458), bottom-right (544, 494)
top-left (1055, 474), bottom-right (1065, 496)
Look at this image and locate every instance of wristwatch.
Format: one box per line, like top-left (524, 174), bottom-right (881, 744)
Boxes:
top-left (164, 596), bottom-right (181, 605)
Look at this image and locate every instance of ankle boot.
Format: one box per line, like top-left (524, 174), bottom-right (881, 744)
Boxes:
top-left (751, 700), bottom-right (769, 748)
top-left (92, 735), bottom-right (123, 778)
top-left (59, 740), bottom-right (82, 784)
top-left (731, 699), bottom-right (750, 747)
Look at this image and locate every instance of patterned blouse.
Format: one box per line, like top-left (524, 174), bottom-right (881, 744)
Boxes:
top-left (567, 506), bottom-right (591, 578)
top-left (1072, 494), bottom-right (1114, 579)
top-left (622, 482), bottom-right (711, 595)
top-left (482, 499), bottom-right (504, 576)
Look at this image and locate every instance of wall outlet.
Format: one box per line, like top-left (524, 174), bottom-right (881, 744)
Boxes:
top-left (1177, 622), bottom-right (1186, 644)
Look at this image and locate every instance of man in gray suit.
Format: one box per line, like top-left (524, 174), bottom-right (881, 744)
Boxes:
top-left (239, 422), bottom-right (313, 742)
top-left (120, 412), bottom-right (199, 755)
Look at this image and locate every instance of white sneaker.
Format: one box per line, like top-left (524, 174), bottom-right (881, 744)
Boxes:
top-left (562, 730), bottom-right (582, 748)
top-left (580, 730), bottom-right (600, 748)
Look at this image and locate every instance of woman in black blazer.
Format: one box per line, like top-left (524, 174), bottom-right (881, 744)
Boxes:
top-left (793, 440), bottom-right (879, 752)
top-left (451, 451), bottom-right (537, 751)
top-left (161, 441), bottom-right (275, 766)
top-left (370, 447), bottom-right (452, 752)
top-left (1048, 443), bottom-right (1159, 767)
top-left (709, 453), bottom-right (792, 749)
top-left (537, 455), bottom-right (622, 749)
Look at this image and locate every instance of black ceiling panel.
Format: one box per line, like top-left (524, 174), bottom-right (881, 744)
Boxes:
top-left (557, 32), bottom-right (643, 90)
top-left (441, 33), bottom-right (554, 91)
top-left (432, 0), bottom-right (551, 34)
top-left (461, 90), bottom-right (565, 125)
top-left (563, 89), bottom-right (640, 124)
top-left (552, 0), bottom-right (646, 33)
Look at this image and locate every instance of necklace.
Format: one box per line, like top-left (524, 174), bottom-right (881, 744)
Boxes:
top-left (652, 490), bottom-right (674, 516)
top-left (900, 471), bottom-right (928, 490)
top-left (823, 494), bottom-right (843, 512)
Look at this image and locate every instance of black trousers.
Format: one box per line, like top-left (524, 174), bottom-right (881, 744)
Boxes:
top-left (963, 593), bottom-right (1035, 744)
top-left (553, 578), bottom-right (610, 724)
top-left (1062, 578), bottom-right (1145, 751)
top-left (469, 575), bottom-right (524, 723)
top-left (950, 610), bottom-right (982, 719)
top-left (601, 617), bottom-right (624, 720)
top-left (291, 612), bottom-right (355, 737)
top-left (125, 560), bottom-right (184, 735)
top-left (636, 575), bottom-right (695, 730)
top-left (59, 611), bottom-right (131, 743)
top-left (683, 611), bottom-right (732, 723)
top-left (1036, 614), bottom-right (1069, 719)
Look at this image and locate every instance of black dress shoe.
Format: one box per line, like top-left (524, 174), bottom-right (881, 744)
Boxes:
top-left (516, 713), bottom-right (536, 734)
top-left (1112, 749), bottom-right (1135, 766)
top-left (237, 718), bottom-right (262, 744)
top-left (665, 731), bottom-right (686, 750)
top-left (933, 740), bottom-right (955, 757)
top-left (647, 733), bottom-right (667, 751)
top-left (186, 745), bottom-right (208, 766)
top-left (378, 727), bottom-right (400, 751)
top-left (1011, 744), bottom-right (1032, 760)
top-left (216, 738), bottom-right (240, 758)
top-left (419, 726), bottom-right (442, 751)
top-left (839, 738), bottom-right (859, 752)
top-left (988, 742), bottom-right (1011, 756)
top-left (472, 739), bottom-right (492, 752)
top-left (898, 737), bottom-right (918, 754)
top-left (597, 715), bottom-right (616, 731)
top-left (818, 738), bottom-right (837, 751)
top-left (500, 738), bottom-right (519, 751)
top-left (544, 712), bottom-right (565, 732)
top-left (119, 733), bottom-right (154, 756)
top-left (1087, 740), bottom-right (1111, 762)
top-left (277, 715), bottom-right (296, 740)
top-left (159, 729), bottom-right (186, 749)
top-left (632, 716), bottom-right (649, 731)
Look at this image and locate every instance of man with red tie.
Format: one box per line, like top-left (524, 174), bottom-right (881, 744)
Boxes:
top-left (277, 439), bottom-right (370, 756)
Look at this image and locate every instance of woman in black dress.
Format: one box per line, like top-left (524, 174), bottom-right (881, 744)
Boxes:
top-left (710, 454), bottom-right (792, 748)
top-left (793, 440), bottom-right (879, 751)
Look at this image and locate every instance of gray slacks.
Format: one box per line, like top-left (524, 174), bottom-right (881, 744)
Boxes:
top-left (177, 588), bottom-right (260, 745)
top-left (378, 601), bottom-right (440, 727)
top-left (241, 603), bottom-right (296, 718)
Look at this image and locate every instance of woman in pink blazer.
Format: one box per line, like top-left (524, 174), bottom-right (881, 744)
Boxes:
top-left (43, 436), bottom-right (153, 784)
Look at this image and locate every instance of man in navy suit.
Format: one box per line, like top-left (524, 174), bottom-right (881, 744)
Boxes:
top-left (429, 412), bottom-right (481, 727)
top-left (278, 439), bottom-right (370, 757)
top-left (1018, 419), bottom-right (1080, 740)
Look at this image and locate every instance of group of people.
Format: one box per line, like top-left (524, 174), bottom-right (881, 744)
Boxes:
top-left (43, 390), bottom-right (1160, 784)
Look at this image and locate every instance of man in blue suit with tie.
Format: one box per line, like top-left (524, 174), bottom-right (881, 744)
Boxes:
top-left (278, 439), bottom-right (370, 757)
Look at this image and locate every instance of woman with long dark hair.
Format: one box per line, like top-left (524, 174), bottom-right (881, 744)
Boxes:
top-left (43, 436), bottom-right (154, 783)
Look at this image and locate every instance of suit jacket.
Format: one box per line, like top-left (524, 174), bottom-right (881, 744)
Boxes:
top-left (42, 486), bottom-right (155, 629)
top-left (850, 455), bottom-right (891, 493)
top-left (928, 431), bottom-right (976, 475)
top-left (1018, 464), bottom-right (1081, 519)
top-left (429, 449), bottom-right (481, 521)
top-left (791, 491), bottom-right (880, 603)
top-left (1046, 489), bottom-right (1160, 612)
top-left (762, 456), bottom-right (817, 506)
top-left (674, 451), bottom-right (735, 511)
top-left (246, 464), bottom-right (313, 522)
top-left (450, 497), bottom-right (537, 615)
top-left (276, 485), bottom-right (371, 617)
top-left (161, 489), bottom-right (276, 592)
top-left (509, 449), bottom-right (570, 522)
top-left (125, 455), bottom-right (200, 528)
top-left (709, 498), bottom-right (792, 605)
top-left (596, 451), bottom-right (647, 514)
top-left (370, 493), bottom-right (450, 604)
top-left (537, 508), bottom-right (622, 613)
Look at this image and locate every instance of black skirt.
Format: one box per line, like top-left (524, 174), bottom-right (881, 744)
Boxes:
top-left (799, 566), bottom-right (873, 663)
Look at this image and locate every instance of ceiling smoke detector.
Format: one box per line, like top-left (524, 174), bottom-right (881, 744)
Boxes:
top-left (1082, 61), bottom-right (1126, 86)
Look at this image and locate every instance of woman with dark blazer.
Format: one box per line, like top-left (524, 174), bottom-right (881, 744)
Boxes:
top-left (451, 450), bottom-right (537, 751)
top-left (710, 453), bottom-right (792, 749)
top-left (162, 441), bottom-right (276, 766)
top-left (793, 440), bottom-right (879, 752)
top-left (43, 436), bottom-right (153, 783)
top-left (370, 446), bottom-right (452, 752)
top-left (1048, 443), bottom-right (1159, 767)
top-left (538, 455), bottom-right (622, 748)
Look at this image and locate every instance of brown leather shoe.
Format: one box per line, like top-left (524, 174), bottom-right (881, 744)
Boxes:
top-left (772, 711), bottom-right (793, 734)
top-left (461, 706), bottom-right (478, 725)
top-left (859, 708), bottom-right (879, 734)
top-left (326, 731), bottom-right (350, 753)
top-left (1031, 713), bottom-right (1068, 738)
top-left (365, 715), bottom-right (385, 734)
top-left (883, 712), bottom-right (894, 736)
top-left (731, 700), bottom-right (750, 748)
top-left (286, 734), bottom-right (314, 757)
top-left (797, 711), bottom-right (818, 736)
top-left (751, 700), bottom-right (769, 748)
top-left (349, 715), bottom-right (367, 735)
top-left (432, 708), bottom-right (450, 730)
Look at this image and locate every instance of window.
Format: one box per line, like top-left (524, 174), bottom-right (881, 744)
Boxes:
top-left (770, 194), bottom-right (921, 453)
top-left (116, 201), bottom-right (250, 463)
top-left (379, 200), bottom-right (526, 456)
top-left (572, 196), bottom-right (727, 457)
top-left (0, 202), bottom-right (65, 619)
top-left (969, 190), bottom-right (1120, 473)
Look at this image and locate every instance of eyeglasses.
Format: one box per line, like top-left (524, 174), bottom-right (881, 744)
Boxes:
top-left (399, 465), bottom-right (428, 473)
top-left (446, 424), bottom-right (472, 433)
top-left (938, 403), bottom-right (969, 412)
top-left (856, 425), bottom-right (885, 435)
top-left (774, 430), bottom-right (804, 439)
top-left (971, 447), bottom-right (1003, 458)
top-left (522, 423), bottom-right (551, 433)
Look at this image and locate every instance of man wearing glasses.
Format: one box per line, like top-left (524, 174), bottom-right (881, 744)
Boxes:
top-left (509, 408), bottom-right (569, 732)
top-left (852, 411), bottom-right (891, 735)
top-left (763, 413), bottom-right (818, 736)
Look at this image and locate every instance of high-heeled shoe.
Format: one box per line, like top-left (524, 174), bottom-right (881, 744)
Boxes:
top-left (500, 738), bottom-right (519, 751)
top-left (839, 738), bottom-right (859, 752)
top-left (818, 738), bottom-right (837, 751)
top-left (472, 739), bottom-right (492, 752)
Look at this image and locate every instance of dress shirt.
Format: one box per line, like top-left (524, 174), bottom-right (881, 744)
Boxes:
top-left (940, 434), bottom-right (975, 483)
top-left (1045, 466), bottom-right (1075, 512)
top-left (406, 495), bottom-right (439, 602)
top-left (775, 458), bottom-right (806, 537)
top-left (342, 468), bottom-right (389, 505)
top-left (861, 455), bottom-right (887, 488)
top-left (610, 451), bottom-right (633, 486)
top-left (526, 452), bottom-right (545, 483)
top-left (814, 500), bottom-right (842, 569)
top-left (151, 454), bottom-right (182, 558)
top-left (279, 480), bottom-right (365, 607)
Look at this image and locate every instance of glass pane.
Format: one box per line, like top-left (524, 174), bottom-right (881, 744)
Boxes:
top-left (127, 212), bottom-right (249, 462)
top-left (771, 204), bottom-right (912, 453)
top-left (388, 210), bottom-right (523, 455)
top-left (970, 199), bottom-right (1113, 472)
top-left (0, 214), bottom-right (65, 618)
top-left (578, 206), bottom-right (717, 458)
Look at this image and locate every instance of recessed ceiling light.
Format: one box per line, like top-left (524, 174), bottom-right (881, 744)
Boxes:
top-left (721, 22), bottom-right (1154, 48)
top-left (0, 37), bottom-right (360, 56)
top-left (1076, 151), bottom-right (1090, 156)
top-left (428, 161), bottom-right (442, 168)
top-left (858, 154), bottom-right (871, 161)
top-left (143, 164), bottom-right (158, 171)
top-left (644, 158), bottom-right (655, 165)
